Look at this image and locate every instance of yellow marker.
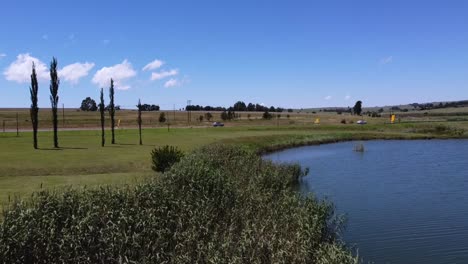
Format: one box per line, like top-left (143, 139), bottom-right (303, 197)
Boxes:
top-left (391, 115), bottom-right (396, 124)
top-left (117, 119), bottom-right (121, 128)
top-left (314, 118), bottom-right (320, 124)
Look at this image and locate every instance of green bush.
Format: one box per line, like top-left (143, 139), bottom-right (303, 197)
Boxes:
top-left (0, 145), bottom-right (357, 263)
top-left (151, 145), bottom-right (184, 172)
top-left (262, 111), bottom-right (273, 120)
top-left (158, 112), bottom-right (166, 123)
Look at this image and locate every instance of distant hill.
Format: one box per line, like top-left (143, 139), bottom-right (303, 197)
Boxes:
top-left (299, 100), bottom-right (468, 114)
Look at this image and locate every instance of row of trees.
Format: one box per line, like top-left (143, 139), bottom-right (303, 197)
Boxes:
top-left (28, 58), bottom-right (118, 149)
top-left (186, 101), bottom-right (288, 113)
top-left (97, 80), bottom-right (117, 147)
top-left (80, 97), bottom-right (122, 111)
top-left (410, 100), bottom-right (468, 111)
top-left (29, 58), bottom-right (60, 149)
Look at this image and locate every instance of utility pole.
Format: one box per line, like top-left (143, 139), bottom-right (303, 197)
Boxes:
top-left (62, 104), bottom-right (65, 127)
top-left (187, 100), bottom-right (191, 124)
top-left (16, 112), bottom-right (19, 136)
top-left (173, 104), bottom-right (176, 122)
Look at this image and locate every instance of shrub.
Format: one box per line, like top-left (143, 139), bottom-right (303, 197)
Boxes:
top-left (262, 111), bottom-right (273, 120)
top-left (158, 112), bottom-right (166, 123)
top-left (341, 119), bottom-right (347, 124)
top-left (151, 145), bottom-right (184, 172)
top-left (204, 112), bottom-right (213, 121)
top-left (220, 111), bottom-right (228, 121)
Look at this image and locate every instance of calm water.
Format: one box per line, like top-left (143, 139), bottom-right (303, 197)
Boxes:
top-left (264, 140), bottom-right (468, 264)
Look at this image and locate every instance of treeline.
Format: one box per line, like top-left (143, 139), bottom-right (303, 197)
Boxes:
top-left (80, 97), bottom-right (154, 111)
top-left (410, 100), bottom-right (468, 111)
top-left (186, 101), bottom-right (291, 113)
top-left (139, 104), bottom-right (160, 111)
top-left (321, 108), bottom-right (352, 114)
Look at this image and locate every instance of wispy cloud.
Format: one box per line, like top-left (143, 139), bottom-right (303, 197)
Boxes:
top-left (164, 78), bottom-right (180, 88)
top-left (59, 62), bottom-right (95, 84)
top-left (379, 56), bottom-right (393, 65)
top-left (345, 95), bottom-right (351, 100)
top-left (102, 39), bottom-right (110, 45)
top-left (151, 69), bottom-right (178, 81)
top-left (3, 53), bottom-right (49, 83)
top-left (143, 59), bottom-right (164, 71)
top-left (325, 95), bottom-right (332, 100)
top-left (92, 60), bottom-right (137, 90)
top-left (0, 53), bottom-right (6, 58)
top-left (42, 34), bottom-right (48, 40)
top-left (68, 33), bottom-right (75, 40)
top-left (164, 76), bottom-right (189, 88)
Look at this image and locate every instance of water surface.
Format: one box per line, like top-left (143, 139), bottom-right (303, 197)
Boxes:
top-left (264, 140), bottom-right (468, 264)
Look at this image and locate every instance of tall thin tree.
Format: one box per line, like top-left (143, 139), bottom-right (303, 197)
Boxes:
top-left (137, 99), bottom-right (142, 145)
top-left (99, 88), bottom-right (105, 147)
top-left (29, 63), bottom-right (39, 149)
top-left (109, 79), bottom-right (116, 144)
top-left (49, 57), bottom-right (60, 148)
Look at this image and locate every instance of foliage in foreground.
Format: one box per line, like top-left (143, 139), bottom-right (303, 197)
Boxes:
top-left (0, 145), bottom-right (357, 263)
top-left (151, 145), bottom-right (184, 173)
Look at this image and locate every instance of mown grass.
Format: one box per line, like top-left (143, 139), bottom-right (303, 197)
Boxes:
top-left (0, 122), bottom-right (467, 205)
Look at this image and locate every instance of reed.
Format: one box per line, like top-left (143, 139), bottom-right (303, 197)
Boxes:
top-left (0, 145), bottom-right (357, 263)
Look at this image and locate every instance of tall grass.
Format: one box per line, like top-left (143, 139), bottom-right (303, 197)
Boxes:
top-left (0, 145), bottom-right (357, 263)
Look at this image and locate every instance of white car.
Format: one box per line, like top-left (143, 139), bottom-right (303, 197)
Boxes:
top-left (357, 120), bottom-right (367, 125)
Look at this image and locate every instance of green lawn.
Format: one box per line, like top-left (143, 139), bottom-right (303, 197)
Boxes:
top-left (1, 122), bottom-right (467, 205)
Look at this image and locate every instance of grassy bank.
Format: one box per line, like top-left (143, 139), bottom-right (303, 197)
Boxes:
top-left (0, 122), bottom-right (467, 204)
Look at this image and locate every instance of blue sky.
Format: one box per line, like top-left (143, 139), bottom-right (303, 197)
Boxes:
top-left (1, 0), bottom-right (467, 109)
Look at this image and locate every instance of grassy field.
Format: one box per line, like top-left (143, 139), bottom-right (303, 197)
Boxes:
top-left (1, 109), bottom-right (467, 205)
top-left (3, 106), bottom-right (468, 131)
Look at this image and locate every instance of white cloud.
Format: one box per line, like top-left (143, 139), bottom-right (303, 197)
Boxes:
top-left (143, 59), bottom-right (164, 71)
top-left (345, 95), bottom-right (351, 100)
top-left (164, 78), bottom-right (180, 88)
top-left (92, 60), bottom-right (136, 90)
top-left (379, 56), bottom-right (393, 65)
top-left (0, 53), bottom-right (6, 58)
top-left (3, 53), bottom-right (49, 83)
top-left (59, 62), bottom-right (95, 84)
top-left (325, 95), bottom-right (332, 100)
top-left (151, 69), bottom-right (178, 81)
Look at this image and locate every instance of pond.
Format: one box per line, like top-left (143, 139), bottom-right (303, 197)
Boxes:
top-left (264, 140), bottom-right (468, 264)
